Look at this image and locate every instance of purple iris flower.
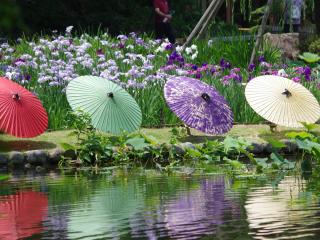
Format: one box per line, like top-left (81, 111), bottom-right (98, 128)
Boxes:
top-left (96, 49), bottom-right (104, 55)
top-left (191, 65), bottom-right (198, 70)
top-left (248, 63), bottom-right (255, 72)
top-left (135, 38), bottom-right (144, 45)
top-left (24, 74), bottom-right (31, 81)
top-left (230, 73), bottom-right (242, 82)
top-left (258, 56), bottom-right (265, 63)
top-left (167, 51), bottom-right (184, 67)
top-left (292, 77), bottom-right (301, 82)
top-left (195, 72), bottom-right (202, 79)
top-left (219, 58), bottom-right (231, 69)
top-left (13, 58), bottom-right (26, 66)
top-left (165, 43), bottom-right (173, 50)
top-left (304, 66), bottom-right (312, 81)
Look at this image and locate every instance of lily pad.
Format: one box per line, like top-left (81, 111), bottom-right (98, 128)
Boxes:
top-left (298, 52), bottom-right (320, 63)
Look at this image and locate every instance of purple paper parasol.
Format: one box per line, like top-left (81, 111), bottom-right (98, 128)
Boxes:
top-left (164, 76), bottom-right (233, 134)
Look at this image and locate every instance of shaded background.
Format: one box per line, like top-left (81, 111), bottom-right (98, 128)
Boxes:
top-left (0, 0), bottom-right (319, 39)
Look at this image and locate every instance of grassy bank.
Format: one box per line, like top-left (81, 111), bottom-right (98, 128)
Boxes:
top-left (1, 124), bottom-right (319, 152)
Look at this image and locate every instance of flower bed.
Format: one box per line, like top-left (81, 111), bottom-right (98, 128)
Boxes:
top-left (0, 27), bottom-right (319, 130)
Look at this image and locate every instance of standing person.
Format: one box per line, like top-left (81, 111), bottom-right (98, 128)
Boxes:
top-left (153, 0), bottom-right (175, 44)
top-left (284, 0), bottom-right (304, 33)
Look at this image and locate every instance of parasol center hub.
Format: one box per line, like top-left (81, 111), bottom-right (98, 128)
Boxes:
top-left (201, 93), bottom-right (211, 102)
top-left (282, 89), bottom-right (292, 98)
top-left (107, 92), bottom-right (114, 98)
top-left (12, 93), bottom-right (20, 101)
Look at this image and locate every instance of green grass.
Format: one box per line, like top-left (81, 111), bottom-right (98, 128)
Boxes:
top-left (1, 125), bottom-right (319, 152)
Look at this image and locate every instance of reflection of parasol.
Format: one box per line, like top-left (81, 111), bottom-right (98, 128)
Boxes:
top-left (0, 191), bottom-right (48, 240)
top-left (245, 75), bottom-right (320, 128)
top-left (68, 181), bottom-right (143, 239)
top-left (66, 76), bottom-right (142, 134)
top-left (164, 76), bottom-right (233, 134)
top-left (0, 77), bottom-right (48, 138)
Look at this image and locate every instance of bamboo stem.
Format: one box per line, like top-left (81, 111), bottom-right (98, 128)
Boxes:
top-left (182, 0), bottom-right (220, 51)
top-left (196, 0), bottom-right (224, 40)
top-left (249, 0), bottom-right (273, 66)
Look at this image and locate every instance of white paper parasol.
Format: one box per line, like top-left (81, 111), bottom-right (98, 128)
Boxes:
top-left (245, 75), bottom-right (320, 128)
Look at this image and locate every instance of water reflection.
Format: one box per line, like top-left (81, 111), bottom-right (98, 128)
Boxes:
top-left (67, 180), bottom-right (145, 239)
top-left (1, 172), bottom-right (320, 239)
top-left (246, 176), bottom-right (320, 239)
top-left (129, 176), bottom-right (244, 239)
top-left (0, 191), bottom-right (48, 240)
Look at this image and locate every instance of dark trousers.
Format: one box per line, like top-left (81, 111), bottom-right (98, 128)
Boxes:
top-left (155, 22), bottom-right (175, 44)
top-left (284, 24), bottom-right (300, 33)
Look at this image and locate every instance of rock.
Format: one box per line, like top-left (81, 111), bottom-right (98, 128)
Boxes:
top-left (172, 144), bottom-right (185, 155)
top-left (179, 142), bottom-right (196, 150)
top-left (24, 163), bottom-right (32, 169)
top-left (48, 148), bottom-right (63, 163)
top-left (282, 140), bottom-right (298, 154)
top-left (63, 149), bottom-right (76, 159)
top-left (0, 153), bottom-right (8, 165)
top-left (25, 150), bottom-right (47, 165)
top-left (264, 33), bottom-right (300, 59)
top-left (8, 151), bottom-right (25, 165)
top-left (250, 142), bottom-right (264, 154)
top-left (260, 143), bottom-right (273, 154)
top-left (35, 165), bottom-right (45, 172)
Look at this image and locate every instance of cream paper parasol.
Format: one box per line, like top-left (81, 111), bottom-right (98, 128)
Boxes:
top-left (245, 75), bottom-right (320, 128)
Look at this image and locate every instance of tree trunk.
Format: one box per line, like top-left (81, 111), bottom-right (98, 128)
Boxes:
top-left (201, 0), bottom-right (207, 14)
top-left (315, 0), bottom-right (320, 34)
top-left (249, 0), bottom-right (273, 65)
top-left (226, 0), bottom-right (233, 24)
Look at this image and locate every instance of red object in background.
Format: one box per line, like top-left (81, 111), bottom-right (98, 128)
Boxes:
top-left (0, 191), bottom-right (48, 240)
top-left (153, 0), bottom-right (169, 22)
top-left (0, 77), bottom-right (48, 138)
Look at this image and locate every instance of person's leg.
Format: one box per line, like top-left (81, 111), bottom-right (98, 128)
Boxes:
top-left (284, 24), bottom-right (290, 33)
top-left (155, 22), bottom-right (164, 40)
top-left (163, 23), bottom-right (175, 44)
top-left (293, 24), bottom-right (300, 33)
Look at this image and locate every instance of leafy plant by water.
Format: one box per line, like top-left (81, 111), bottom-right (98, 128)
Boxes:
top-left (286, 123), bottom-right (320, 173)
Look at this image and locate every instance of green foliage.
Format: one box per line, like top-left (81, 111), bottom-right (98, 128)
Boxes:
top-left (298, 52), bottom-right (320, 63)
top-left (0, 174), bottom-right (10, 181)
top-left (223, 136), bottom-right (255, 163)
top-left (125, 138), bottom-right (150, 151)
top-left (309, 39), bottom-right (320, 54)
top-left (286, 123), bottom-right (320, 171)
top-left (267, 139), bottom-right (286, 149)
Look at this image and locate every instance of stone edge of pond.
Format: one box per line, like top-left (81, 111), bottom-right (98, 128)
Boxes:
top-left (0, 140), bottom-right (298, 167)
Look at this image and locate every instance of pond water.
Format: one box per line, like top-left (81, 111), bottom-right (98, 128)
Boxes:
top-left (1, 170), bottom-right (320, 239)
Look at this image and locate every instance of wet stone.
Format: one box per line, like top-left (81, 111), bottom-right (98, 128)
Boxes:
top-left (8, 151), bottom-right (25, 165)
top-left (0, 153), bottom-right (8, 165)
top-left (48, 148), bottom-right (63, 163)
top-left (261, 143), bottom-right (273, 154)
top-left (63, 149), bottom-right (76, 160)
top-left (25, 150), bottom-right (47, 165)
top-left (35, 165), bottom-right (45, 172)
top-left (172, 144), bottom-right (185, 155)
top-left (179, 142), bottom-right (196, 150)
top-left (250, 143), bottom-right (264, 154)
top-left (282, 140), bottom-right (298, 154)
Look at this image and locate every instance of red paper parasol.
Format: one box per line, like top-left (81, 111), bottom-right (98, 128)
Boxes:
top-left (0, 191), bottom-right (48, 240)
top-left (0, 77), bottom-right (48, 138)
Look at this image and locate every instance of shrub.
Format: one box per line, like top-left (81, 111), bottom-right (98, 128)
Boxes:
top-left (309, 38), bottom-right (320, 54)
